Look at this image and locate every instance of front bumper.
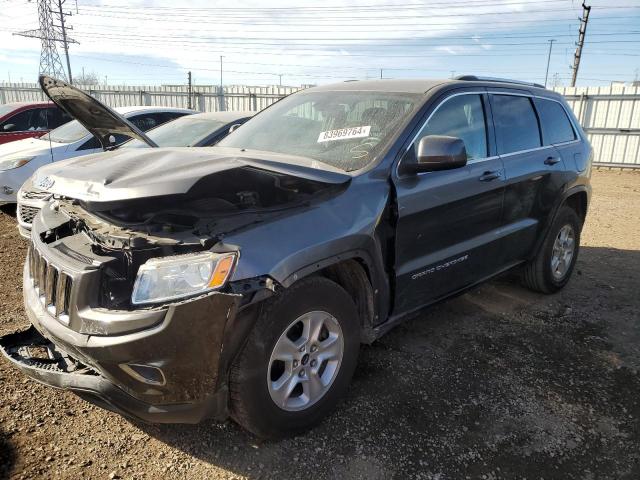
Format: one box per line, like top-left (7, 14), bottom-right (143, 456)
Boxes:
top-left (0, 257), bottom-right (243, 424)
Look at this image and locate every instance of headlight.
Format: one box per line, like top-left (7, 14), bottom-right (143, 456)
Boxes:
top-left (131, 252), bottom-right (236, 305)
top-left (0, 157), bottom-right (36, 171)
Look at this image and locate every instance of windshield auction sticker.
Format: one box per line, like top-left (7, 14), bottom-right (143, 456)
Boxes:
top-left (317, 126), bottom-right (371, 143)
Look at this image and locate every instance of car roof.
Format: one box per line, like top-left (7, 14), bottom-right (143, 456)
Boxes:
top-left (114, 106), bottom-right (195, 116)
top-left (307, 79), bottom-right (448, 94)
top-left (185, 111), bottom-right (254, 121)
top-left (2, 101), bottom-right (57, 109)
top-left (305, 77), bottom-right (554, 95)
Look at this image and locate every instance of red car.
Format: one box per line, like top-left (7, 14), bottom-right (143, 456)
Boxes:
top-left (0, 102), bottom-right (72, 145)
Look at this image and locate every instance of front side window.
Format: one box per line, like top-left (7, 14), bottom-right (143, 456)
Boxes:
top-left (218, 91), bottom-right (421, 172)
top-left (492, 95), bottom-right (541, 154)
top-left (534, 98), bottom-right (576, 145)
top-left (414, 94), bottom-right (488, 160)
top-left (130, 114), bottom-right (159, 132)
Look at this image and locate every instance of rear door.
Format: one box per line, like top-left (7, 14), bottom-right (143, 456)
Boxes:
top-left (489, 91), bottom-right (568, 264)
top-left (392, 90), bottom-right (506, 315)
top-left (0, 108), bottom-right (50, 143)
top-left (533, 96), bottom-right (583, 172)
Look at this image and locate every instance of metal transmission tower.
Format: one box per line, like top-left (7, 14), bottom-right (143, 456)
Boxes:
top-left (15, 0), bottom-right (78, 82)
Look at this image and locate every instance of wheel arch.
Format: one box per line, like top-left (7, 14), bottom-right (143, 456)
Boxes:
top-left (529, 184), bottom-right (590, 260)
top-left (280, 249), bottom-right (390, 344)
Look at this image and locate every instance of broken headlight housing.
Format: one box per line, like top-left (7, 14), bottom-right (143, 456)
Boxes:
top-left (131, 252), bottom-right (236, 305)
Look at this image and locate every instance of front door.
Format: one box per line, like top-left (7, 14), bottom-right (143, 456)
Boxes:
top-left (392, 91), bottom-right (506, 315)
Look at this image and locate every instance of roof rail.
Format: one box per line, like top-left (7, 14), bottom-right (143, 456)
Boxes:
top-left (455, 75), bottom-right (545, 89)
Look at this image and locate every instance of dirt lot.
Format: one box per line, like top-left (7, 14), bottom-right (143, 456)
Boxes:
top-left (0, 169), bottom-right (639, 480)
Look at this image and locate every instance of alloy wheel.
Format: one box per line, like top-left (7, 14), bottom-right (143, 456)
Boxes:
top-left (267, 311), bottom-right (344, 411)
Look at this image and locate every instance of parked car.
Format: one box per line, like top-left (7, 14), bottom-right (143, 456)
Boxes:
top-left (0, 104), bottom-right (194, 204)
top-left (0, 102), bottom-right (72, 145)
top-left (16, 110), bottom-right (254, 237)
top-left (121, 111), bottom-right (254, 149)
top-left (0, 75), bottom-right (592, 439)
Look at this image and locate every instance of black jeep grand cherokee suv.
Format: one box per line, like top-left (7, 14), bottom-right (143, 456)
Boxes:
top-left (0, 75), bottom-right (591, 438)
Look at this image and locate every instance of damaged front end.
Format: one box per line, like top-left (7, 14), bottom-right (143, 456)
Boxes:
top-left (1, 159), bottom-right (344, 423)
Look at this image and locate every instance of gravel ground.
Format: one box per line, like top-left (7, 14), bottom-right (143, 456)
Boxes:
top-left (1, 169), bottom-right (639, 480)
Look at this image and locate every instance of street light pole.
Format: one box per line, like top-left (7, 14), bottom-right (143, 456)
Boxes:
top-left (544, 39), bottom-right (555, 88)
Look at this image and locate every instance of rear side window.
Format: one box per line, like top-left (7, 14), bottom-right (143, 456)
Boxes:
top-left (46, 107), bottom-right (72, 129)
top-left (491, 95), bottom-right (541, 154)
top-left (534, 98), bottom-right (576, 145)
top-left (416, 94), bottom-right (488, 160)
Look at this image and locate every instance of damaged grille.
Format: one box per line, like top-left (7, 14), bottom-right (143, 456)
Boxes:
top-left (22, 190), bottom-right (50, 200)
top-left (18, 205), bottom-right (40, 225)
top-left (29, 246), bottom-right (73, 324)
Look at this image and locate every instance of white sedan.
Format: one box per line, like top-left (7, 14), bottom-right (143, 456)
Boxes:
top-left (0, 105), bottom-right (194, 204)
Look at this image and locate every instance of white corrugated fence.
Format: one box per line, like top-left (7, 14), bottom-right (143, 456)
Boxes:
top-left (554, 85), bottom-right (640, 168)
top-left (1, 82), bottom-right (639, 167)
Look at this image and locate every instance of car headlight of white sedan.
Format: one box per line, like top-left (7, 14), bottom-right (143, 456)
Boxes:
top-left (0, 156), bottom-right (36, 171)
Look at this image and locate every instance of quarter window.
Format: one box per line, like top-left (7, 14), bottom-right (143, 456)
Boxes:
top-left (534, 98), bottom-right (576, 145)
top-left (491, 95), bottom-right (541, 154)
top-left (415, 94), bottom-right (488, 160)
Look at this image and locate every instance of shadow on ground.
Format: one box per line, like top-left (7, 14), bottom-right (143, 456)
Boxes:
top-left (0, 428), bottom-right (16, 480)
top-left (0, 204), bottom-right (15, 217)
top-left (133, 246), bottom-right (640, 479)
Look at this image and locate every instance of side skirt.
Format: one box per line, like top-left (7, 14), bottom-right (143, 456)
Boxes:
top-left (366, 260), bottom-right (525, 343)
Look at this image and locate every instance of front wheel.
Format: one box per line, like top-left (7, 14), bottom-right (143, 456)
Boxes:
top-left (522, 205), bottom-right (582, 293)
top-left (229, 276), bottom-right (360, 438)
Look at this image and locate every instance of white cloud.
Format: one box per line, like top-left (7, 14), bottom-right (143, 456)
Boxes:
top-left (1, 0), bottom-right (638, 86)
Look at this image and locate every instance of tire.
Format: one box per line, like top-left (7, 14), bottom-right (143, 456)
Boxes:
top-left (229, 276), bottom-right (360, 438)
top-left (522, 205), bottom-right (582, 293)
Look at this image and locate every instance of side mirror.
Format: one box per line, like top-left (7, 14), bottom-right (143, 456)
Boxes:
top-left (3, 123), bottom-right (16, 132)
top-left (400, 135), bottom-right (467, 175)
top-left (228, 123), bottom-right (242, 133)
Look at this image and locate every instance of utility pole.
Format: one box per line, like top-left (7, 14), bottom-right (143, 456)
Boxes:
top-left (380, 69), bottom-right (383, 79)
top-left (544, 39), bottom-right (555, 88)
top-left (15, 0), bottom-right (77, 81)
top-left (220, 55), bottom-right (224, 90)
top-left (55, 0), bottom-right (73, 83)
top-left (278, 74), bottom-right (282, 86)
top-left (187, 71), bottom-right (192, 109)
top-left (571, 2), bottom-right (591, 87)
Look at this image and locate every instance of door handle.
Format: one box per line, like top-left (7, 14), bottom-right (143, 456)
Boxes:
top-left (479, 171), bottom-right (501, 182)
top-left (544, 156), bottom-right (561, 165)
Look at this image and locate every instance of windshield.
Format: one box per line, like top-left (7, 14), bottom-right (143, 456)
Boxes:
top-left (41, 119), bottom-right (89, 143)
top-left (122, 116), bottom-right (227, 149)
top-left (218, 90), bottom-right (421, 172)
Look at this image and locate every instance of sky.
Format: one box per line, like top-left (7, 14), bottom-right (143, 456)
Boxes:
top-left (1, 0), bottom-right (639, 88)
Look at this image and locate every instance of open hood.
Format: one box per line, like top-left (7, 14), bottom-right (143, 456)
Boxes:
top-left (39, 75), bottom-right (158, 149)
top-left (31, 146), bottom-right (351, 206)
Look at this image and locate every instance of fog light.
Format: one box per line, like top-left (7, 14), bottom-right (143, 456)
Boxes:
top-left (120, 363), bottom-right (166, 386)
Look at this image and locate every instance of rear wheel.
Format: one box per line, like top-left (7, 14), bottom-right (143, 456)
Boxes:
top-left (229, 276), bottom-right (359, 438)
top-left (522, 205), bottom-right (582, 293)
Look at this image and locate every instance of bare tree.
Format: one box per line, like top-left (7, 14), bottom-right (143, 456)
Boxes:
top-left (74, 70), bottom-right (100, 85)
